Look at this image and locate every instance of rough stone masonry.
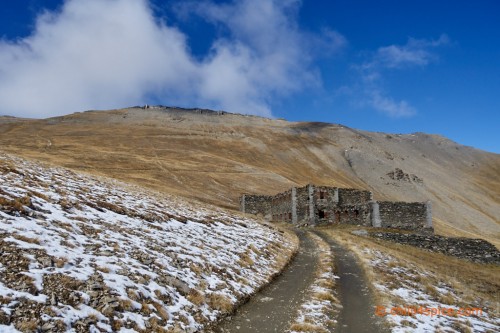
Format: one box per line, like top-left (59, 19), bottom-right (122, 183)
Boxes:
top-left (240, 184), bottom-right (433, 233)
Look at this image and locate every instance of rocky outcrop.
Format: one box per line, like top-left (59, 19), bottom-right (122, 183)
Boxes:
top-left (386, 168), bottom-right (423, 184)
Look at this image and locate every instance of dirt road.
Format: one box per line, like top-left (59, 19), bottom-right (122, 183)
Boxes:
top-left (316, 231), bottom-right (386, 333)
top-left (210, 230), bottom-right (317, 333)
top-left (211, 229), bottom-right (386, 333)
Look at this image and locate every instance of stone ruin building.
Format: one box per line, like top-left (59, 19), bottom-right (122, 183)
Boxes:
top-left (240, 184), bottom-right (433, 233)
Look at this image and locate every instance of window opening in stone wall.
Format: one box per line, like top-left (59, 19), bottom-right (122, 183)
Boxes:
top-left (318, 210), bottom-right (325, 218)
top-left (319, 191), bottom-right (325, 199)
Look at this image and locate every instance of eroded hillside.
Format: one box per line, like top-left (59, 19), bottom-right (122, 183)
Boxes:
top-left (0, 107), bottom-right (498, 246)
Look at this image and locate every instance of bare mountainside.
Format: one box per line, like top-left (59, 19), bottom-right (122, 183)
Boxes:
top-left (0, 107), bottom-right (499, 246)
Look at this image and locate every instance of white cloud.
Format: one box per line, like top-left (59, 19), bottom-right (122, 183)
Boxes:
top-left (353, 34), bottom-right (449, 117)
top-left (0, 0), bottom-right (196, 118)
top-left (369, 90), bottom-right (416, 118)
top-left (371, 34), bottom-right (450, 69)
top-left (376, 45), bottom-right (433, 68)
top-left (0, 0), bottom-right (345, 118)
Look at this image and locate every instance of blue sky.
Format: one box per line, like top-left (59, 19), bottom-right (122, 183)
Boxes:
top-left (0, 0), bottom-right (499, 153)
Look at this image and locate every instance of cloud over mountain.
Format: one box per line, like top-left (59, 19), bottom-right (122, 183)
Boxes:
top-left (0, 0), bottom-right (343, 118)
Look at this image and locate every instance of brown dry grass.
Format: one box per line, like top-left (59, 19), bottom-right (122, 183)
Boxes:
top-left (60, 239), bottom-right (76, 249)
top-left (433, 217), bottom-right (500, 249)
top-left (189, 263), bottom-right (202, 275)
top-left (312, 291), bottom-right (337, 303)
top-left (119, 299), bottom-right (135, 311)
top-left (187, 289), bottom-right (205, 306)
top-left (15, 319), bottom-right (38, 332)
top-left (147, 318), bottom-right (169, 333)
top-left (87, 314), bottom-right (99, 323)
top-left (238, 250), bottom-right (255, 268)
top-left (54, 256), bottom-right (69, 268)
top-left (126, 289), bottom-right (139, 302)
top-left (0, 159), bottom-right (22, 175)
top-left (0, 195), bottom-right (31, 212)
top-left (111, 319), bottom-right (123, 331)
top-left (12, 234), bottom-right (40, 245)
top-left (208, 293), bottom-right (233, 313)
top-left (58, 198), bottom-right (80, 211)
top-left (151, 301), bottom-right (170, 320)
top-left (96, 200), bottom-right (126, 215)
top-left (96, 266), bottom-right (110, 273)
top-left (289, 322), bottom-right (328, 332)
top-left (248, 243), bottom-right (261, 255)
top-left (0, 296), bottom-right (12, 305)
top-left (29, 190), bottom-right (49, 201)
top-left (140, 301), bottom-right (152, 315)
top-left (317, 278), bottom-right (335, 289)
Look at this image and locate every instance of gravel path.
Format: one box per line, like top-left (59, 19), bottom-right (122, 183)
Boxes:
top-left (210, 230), bottom-right (318, 333)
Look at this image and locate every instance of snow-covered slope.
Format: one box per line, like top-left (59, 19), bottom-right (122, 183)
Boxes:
top-left (0, 153), bottom-right (295, 332)
top-left (363, 248), bottom-right (499, 332)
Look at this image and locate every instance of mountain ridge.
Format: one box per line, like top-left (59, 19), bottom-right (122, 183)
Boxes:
top-left (0, 107), bottom-right (498, 247)
top-left (0, 106), bottom-right (491, 153)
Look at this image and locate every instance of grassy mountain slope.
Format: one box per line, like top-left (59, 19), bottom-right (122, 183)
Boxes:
top-left (0, 107), bottom-right (498, 246)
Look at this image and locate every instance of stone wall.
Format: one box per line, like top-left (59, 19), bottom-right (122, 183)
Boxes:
top-left (295, 185), bottom-right (310, 224)
top-left (239, 185), bottom-right (432, 233)
top-left (337, 188), bottom-right (372, 206)
top-left (307, 186), bottom-right (372, 226)
top-left (271, 190), bottom-right (293, 222)
top-left (314, 186), bottom-right (337, 225)
top-left (370, 232), bottom-right (499, 264)
top-left (377, 201), bottom-right (432, 231)
top-left (240, 194), bottom-right (272, 217)
top-left (333, 205), bottom-right (371, 226)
